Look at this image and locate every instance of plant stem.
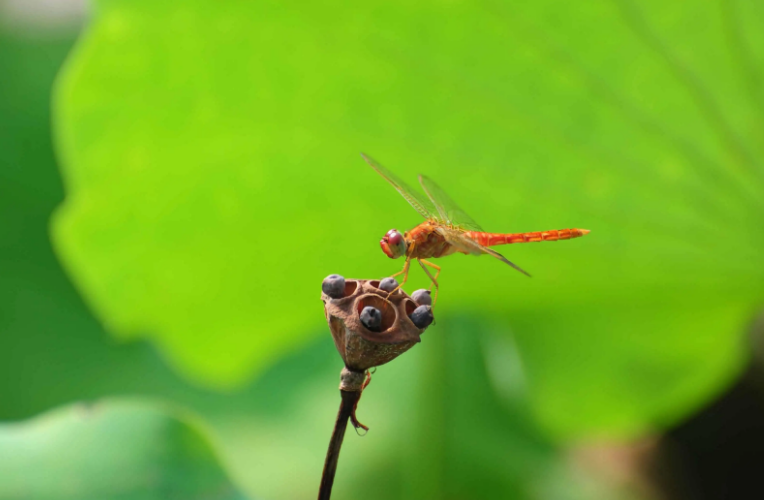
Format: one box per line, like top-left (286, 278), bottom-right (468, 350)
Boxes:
top-left (318, 389), bottom-right (361, 500)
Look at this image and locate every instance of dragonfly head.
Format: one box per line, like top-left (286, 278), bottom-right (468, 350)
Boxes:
top-left (380, 229), bottom-right (407, 259)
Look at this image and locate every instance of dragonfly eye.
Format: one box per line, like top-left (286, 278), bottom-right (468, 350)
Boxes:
top-left (387, 230), bottom-right (402, 246)
top-left (381, 229), bottom-right (406, 259)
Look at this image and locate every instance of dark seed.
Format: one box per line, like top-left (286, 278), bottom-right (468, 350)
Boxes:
top-left (379, 277), bottom-right (398, 292)
top-left (411, 289), bottom-right (432, 306)
top-left (360, 306), bottom-right (382, 331)
top-left (322, 274), bottom-right (346, 299)
top-left (409, 305), bottom-right (433, 329)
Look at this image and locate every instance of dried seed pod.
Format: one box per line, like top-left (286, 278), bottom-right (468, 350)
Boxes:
top-left (409, 305), bottom-right (434, 328)
top-left (411, 289), bottom-right (432, 306)
top-left (321, 278), bottom-right (431, 371)
top-left (322, 274), bottom-right (347, 299)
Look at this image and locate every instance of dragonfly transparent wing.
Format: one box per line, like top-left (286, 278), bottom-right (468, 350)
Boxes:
top-left (438, 227), bottom-right (531, 277)
top-left (418, 174), bottom-right (483, 231)
top-left (361, 153), bottom-right (437, 220)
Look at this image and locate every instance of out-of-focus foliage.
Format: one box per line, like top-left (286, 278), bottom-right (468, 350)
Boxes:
top-left (0, 31), bottom-right (591, 498)
top-left (0, 281), bottom-right (599, 500)
top-left (0, 3), bottom-right (760, 500)
top-left (0, 401), bottom-right (246, 500)
top-left (53, 0), bottom-right (764, 440)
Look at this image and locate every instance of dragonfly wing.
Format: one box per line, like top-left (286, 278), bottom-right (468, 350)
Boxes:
top-left (438, 227), bottom-right (531, 277)
top-left (361, 153), bottom-right (437, 220)
top-left (480, 246), bottom-right (531, 277)
top-left (418, 174), bottom-right (483, 231)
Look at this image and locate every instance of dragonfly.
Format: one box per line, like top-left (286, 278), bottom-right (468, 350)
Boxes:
top-left (362, 153), bottom-right (590, 303)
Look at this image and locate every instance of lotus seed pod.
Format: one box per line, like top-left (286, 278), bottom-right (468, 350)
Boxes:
top-left (411, 289), bottom-right (432, 306)
top-left (321, 278), bottom-right (433, 371)
top-left (378, 277), bottom-right (398, 292)
top-left (360, 306), bottom-right (382, 332)
top-left (409, 305), bottom-right (434, 328)
top-left (322, 274), bottom-right (347, 299)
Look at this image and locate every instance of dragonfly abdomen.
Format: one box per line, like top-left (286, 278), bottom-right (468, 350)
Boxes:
top-left (466, 228), bottom-right (590, 246)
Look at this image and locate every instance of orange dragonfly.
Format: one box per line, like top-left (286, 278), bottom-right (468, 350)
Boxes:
top-left (362, 153), bottom-right (590, 302)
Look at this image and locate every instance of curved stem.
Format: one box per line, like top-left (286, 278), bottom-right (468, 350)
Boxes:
top-left (318, 389), bottom-right (361, 500)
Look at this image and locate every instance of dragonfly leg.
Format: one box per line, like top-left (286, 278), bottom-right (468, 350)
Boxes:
top-left (386, 242), bottom-right (416, 297)
top-left (390, 268), bottom-right (406, 278)
top-left (386, 258), bottom-right (410, 298)
top-left (418, 259), bottom-right (441, 305)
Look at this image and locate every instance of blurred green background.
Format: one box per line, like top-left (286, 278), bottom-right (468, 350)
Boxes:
top-left (2, 0), bottom-right (763, 499)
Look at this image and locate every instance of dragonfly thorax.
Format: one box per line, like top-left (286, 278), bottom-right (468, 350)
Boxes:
top-left (380, 229), bottom-right (407, 259)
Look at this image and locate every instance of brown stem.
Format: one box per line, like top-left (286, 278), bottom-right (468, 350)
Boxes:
top-left (318, 389), bottom-right (362, 500)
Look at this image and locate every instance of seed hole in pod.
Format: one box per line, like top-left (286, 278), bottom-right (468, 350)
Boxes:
top-left (404, 299), bottom-right (417, 317)
top-left (343, 280), bottom-right (358, 296)
top-left (356, 294), bottom-right (396, 332)
top-left (368, 280), bottom-right (381, 289)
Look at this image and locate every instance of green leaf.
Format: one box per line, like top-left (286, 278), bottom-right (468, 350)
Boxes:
top-left (0, 29), bottom-right (604, 500)
top-left (52, 0), bottom-right (764, 437)
top-left (0, 400), bottom-right (247, 500)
